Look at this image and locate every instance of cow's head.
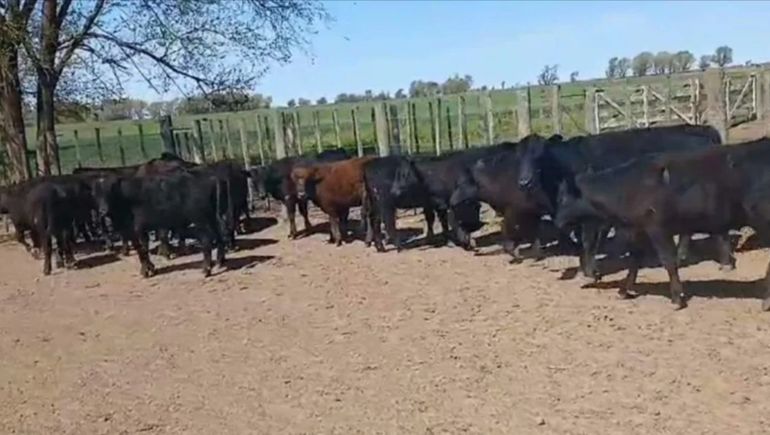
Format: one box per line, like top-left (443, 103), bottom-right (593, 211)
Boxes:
top-left (391, 158), bottom-right (421, 198)
top-left (450, 200), bottom-right (483, 250)
top-left (91, 175), bottom-right (122, 217)
top-left (249, 166), bottom-right (270, 200)
top-left (291, 165), bottom-right (319, 200)
top-left (517, 134), bottom-right (552, 191)
top-left (553, 180), bottom-right (592, 230)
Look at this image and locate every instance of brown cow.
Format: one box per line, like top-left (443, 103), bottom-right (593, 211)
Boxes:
top-left (291, 156), bottom-right (377, 245)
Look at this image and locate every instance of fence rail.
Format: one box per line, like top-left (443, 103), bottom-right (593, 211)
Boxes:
top-left (6, 67), bottom-right (770, 179)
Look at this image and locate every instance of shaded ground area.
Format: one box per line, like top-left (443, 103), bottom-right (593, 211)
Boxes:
top-left (2, 206), bottom-right (770, 435)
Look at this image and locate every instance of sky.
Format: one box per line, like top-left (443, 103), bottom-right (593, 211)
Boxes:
top-left (130, 1), bottom-right (770, 105)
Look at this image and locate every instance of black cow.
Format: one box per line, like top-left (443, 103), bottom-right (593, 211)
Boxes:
top-left (362, 156), bottom-right (442, 251)
top-left (93, 170), bottom-right (228, 278)
top-left (22, 176), bottom-right (94, 274)
top-left (554, 138), bottom-right (770, 310)
top-left (249, 148), bottom-right (350, 238)
top-left (197, 160), bottom-right (251, 250)
top-left (390, 148), bottom-right (493, 249)
top-left (449, 137), bottom-right (567, 262)
top-left (517, 125), bottom-right (722, 279)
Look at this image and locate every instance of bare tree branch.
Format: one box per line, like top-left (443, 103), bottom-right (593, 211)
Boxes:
top-left (54, 0), bottom-right (105, 77)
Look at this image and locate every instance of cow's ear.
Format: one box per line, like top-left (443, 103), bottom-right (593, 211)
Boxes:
top-left (660, 166), bottom-right (671, 184)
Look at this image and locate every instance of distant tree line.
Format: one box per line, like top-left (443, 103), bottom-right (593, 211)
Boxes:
top-left (603, 46), bottom-right (734, 79)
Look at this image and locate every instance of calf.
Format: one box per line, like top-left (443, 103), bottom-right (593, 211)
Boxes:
top-left (291, 156), bottom-right (376, 245)
top-left (517, 125), bottom-right (722, 279)
top-left (249, 148), bottom-right (350, 238)
top-left (94, 170), bottom-right (227, 278)
top-left (555, 138), bottom-right (770, 310)
top-left (362, 156), bottom-right (441, 252)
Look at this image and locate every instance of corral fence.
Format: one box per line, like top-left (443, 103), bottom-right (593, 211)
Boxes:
top-left (6, 67), bottom-right (770, 179)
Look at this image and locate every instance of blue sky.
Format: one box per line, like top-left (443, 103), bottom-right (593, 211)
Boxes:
top-left (131, 1), bottom-right (770, 105)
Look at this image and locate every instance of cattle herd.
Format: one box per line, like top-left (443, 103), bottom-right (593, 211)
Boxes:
top-left (3, 124), bottom-right (770, 311)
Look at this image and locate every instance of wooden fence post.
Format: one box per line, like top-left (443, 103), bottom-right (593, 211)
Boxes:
top-left (73, 129), bottom-right (82, 167)
top-left (432, 98), bottom-right (442, 155)
top-left (704, 68), bottom-right (728, 143)
top-left (117, 127), bottom-right (126, 165)
top-left (272, 111), bottom-right (286, 159)
top-left (374, 102), bottom-right (390, 156)
top-left (458, 95), bottom-right (468, 148)
top-left (293, 111), bottom-right (303, 154)
top-left (332, 109), bottom-right (342, 149)
top-left (411, 102), bottom-right (420, 153)
top-left (192, 120), bottom-right (205, 162)
top-left (137, 123), bottom-right (148, 160)
top-left (351, 107), bottom-right (363, 157)
top-left (666, 75), bottom-right (673, 123)
top-left (584, 87), bottom-right (597, 134)
top-left (207, 119), bottom-right (218, 160)
top-left (254, 114), bottom-right (265, 165)
top-left (388, 104), bottom-right (401, 154)
top-left (551, 85), bottom-right (561, 135)
top-left (222, 119), bottom-right (234, 158)
top-left (642, 86), bottom-right (649, 127)
top-left (159, 115), bottom-right (177, 156)
top-left (94, 127), bottom-right (104, 163)
top-left (313, 110), bottom-right (322, 153)
top-left (403, 103), bottom-right (413, 154)
top-left (516, 87), bottom-right (531, 138)
top-left (764, 70), bottom-right (770, 137)
top-left (445, 104), bottom-right (454, 150)
top-left (484, 91), bottom-right (495, 143)
top-left (625, 85), bottom-right (634, 129)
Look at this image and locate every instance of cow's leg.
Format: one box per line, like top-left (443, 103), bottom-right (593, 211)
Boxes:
top-left (676, 233), bottom-right (691, 263)
top-left (619, 233), bottom-right (644, 299)
top-left (436, 209), bottom-right (450, 245)
top-left (62, 226), bottom-right (76, 269)
top-left (501, 208), bottom-right (522, 263)
top-left (329, 211), bottom-right (343, 246)
top-left (284, 197), bottom-right (299, 239)
top-left (647, 228), bottom-right (686, 309)
top-left (339, 209), bottom-right (351, 243)
top-left (762, 260), bottom-right (770, 312)
top-left (424, 207), bottom-right (436, 241)
top-left (448, 209), bottom-right (473, 250)
top-left (298, 198), bottom-right (313, 236)
top-left (42, 233), bottom-right (53, 276)
top-left (213, 222), bottom-right (226, 268)
top-left (715, 232), bottom-right (736, 271)
top-left (134, 230), bottom-right (155, 278)
top-left (579, 222), bottom-right (606, 281)
top-left (198, 229), bottom-right (213, 277)
top-left (157, 229), bottom-right (173, 259)
top-left (54, 233), bottom-right (65, 269)
top-left (381, 202), bottom-right (399, 251)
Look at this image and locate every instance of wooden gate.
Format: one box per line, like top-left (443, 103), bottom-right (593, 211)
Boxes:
top-left (725, 73), bottom-right (757, 126)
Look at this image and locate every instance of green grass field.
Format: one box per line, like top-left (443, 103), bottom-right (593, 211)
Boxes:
top-left (16, 65), bottom-right (764, 175)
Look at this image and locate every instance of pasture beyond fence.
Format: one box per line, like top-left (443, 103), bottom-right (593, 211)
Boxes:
top-left (10, 67), bottom-right (770, 177)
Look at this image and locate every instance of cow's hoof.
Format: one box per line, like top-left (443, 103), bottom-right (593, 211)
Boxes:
top-left (55, 259), bottom-right (64, 268)
top-left (719, 263), bottom-right (736, 272)
top-left (672, 293), bottom-right (688, 310)
top-left (617, 290), bottom-right (635, 300)
top-left (762, 298), bottom-right (770, 312)
top-left (508, 257), bottom-right (523, 265)
top-left (202, 267), bottom-right (212, 278)
top-left (140, 265), bottom-right (155, 278)
top-left (43, 267), bottom-right (51, 276)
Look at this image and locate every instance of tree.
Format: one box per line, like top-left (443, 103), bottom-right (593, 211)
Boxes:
top-left (315, 96), bottom-right (327, 105)
top-left (605, 57), bottom-right (618, 79)
top-left (672, 50), bottom-right (695, 72)
top-left (653, 51), bottom-right (674, 75)
top-left (699, 54), bottom-right (713, 71)
top-left (408, 80), bottom-right (440, 98)
top-left (616, 58), bottom-right (631, 78)
top-left (297, 98), bottom-right (311, 106)
top-left (569, 71), bottom-right (579, 82)
top-left (537, 64), bottom-right (558, 85)
top-left (287, 99), bottom-right (296, 107)
top-left (0, 1), bottom-right (35, 181)
top-left (441, 74), bottom-right (473, 94)
top-left (713, 45), bottom-right (733, 67)
top-left (394, 88), bottom-right (405, 99)
top-left (15, 0), bottom-right (328, 175)
top-left (632, 51), bottom-right (654, 76)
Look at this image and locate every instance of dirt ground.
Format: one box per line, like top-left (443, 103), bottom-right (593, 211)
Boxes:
top-left (1, 206), bottom-right (770, 435)
top-left (2, 122), bottom-right (770, 435)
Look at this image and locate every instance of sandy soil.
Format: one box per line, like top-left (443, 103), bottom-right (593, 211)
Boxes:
top-left (1, 205), bottom-right (770, 435)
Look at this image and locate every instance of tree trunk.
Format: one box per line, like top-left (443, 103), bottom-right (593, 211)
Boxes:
top-left (36, 76), bottom-right (59, 175)
top-left (0, 48), bottom-right (32, 181)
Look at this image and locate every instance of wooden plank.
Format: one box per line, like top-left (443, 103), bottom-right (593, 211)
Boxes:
top-left (411, 102), bottom-right (420, 153)
top-left (457, 96), bottom-right (467, 148)
top-left (445, 103), bottom-right (454, 151)
top-left (137, 123), bottom-right (148, 160)
top-left (94, 127), bottom-right (104, 163)
top-left (272, 111), bottom-right (287, 159)
top-left (193, 120), bottom-right (206, 162)
top-left (254, 114), bottom-right (265, 165)
top-left (516, 88), bottom-right (531, 138)
top-left (374, 102), bottom-right (390, 156)
top-left (73, 129), bottom-right (82, 167)
top-left (183, 132), bottom-right (195, 162)
top-left (223, 119), bottom-right (235, 158)
top-left (728, 76), bottom-right (753, 118)
top-left (649, 89), bottom-right (696, 123)
top-left (238, 118), bottom-right (251, 168)
top-left (625, 86), bottom-right (633, 129)
top-left (352, 107), bottom-right (363, 157)
top-left (704, 68), bottom-right (728, 143)
top-left (584, 87), bottom-right (597, 134)
top-left (433, 98), bottom-right (442, 155)
top-left (332, 109), bottom-right (342, 149)
top-left (207, 119), bottom-right (218, 160)
top-left (551, 84), bottom-right (561, 135)
top-left (313, 110), bottom-right (322, 153)
top-left (642, 86), bottom-right (649, 127)
top-left (293, 111), bottom-right (303, 154)
top-left (484, 91), bottom-right (494, 143)
top-left (666, 75), bottom-right (673, 122)
top-left (403, 102), bottom-right (413, 154)
top-left (117, 127), bottom-right (126, 165)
